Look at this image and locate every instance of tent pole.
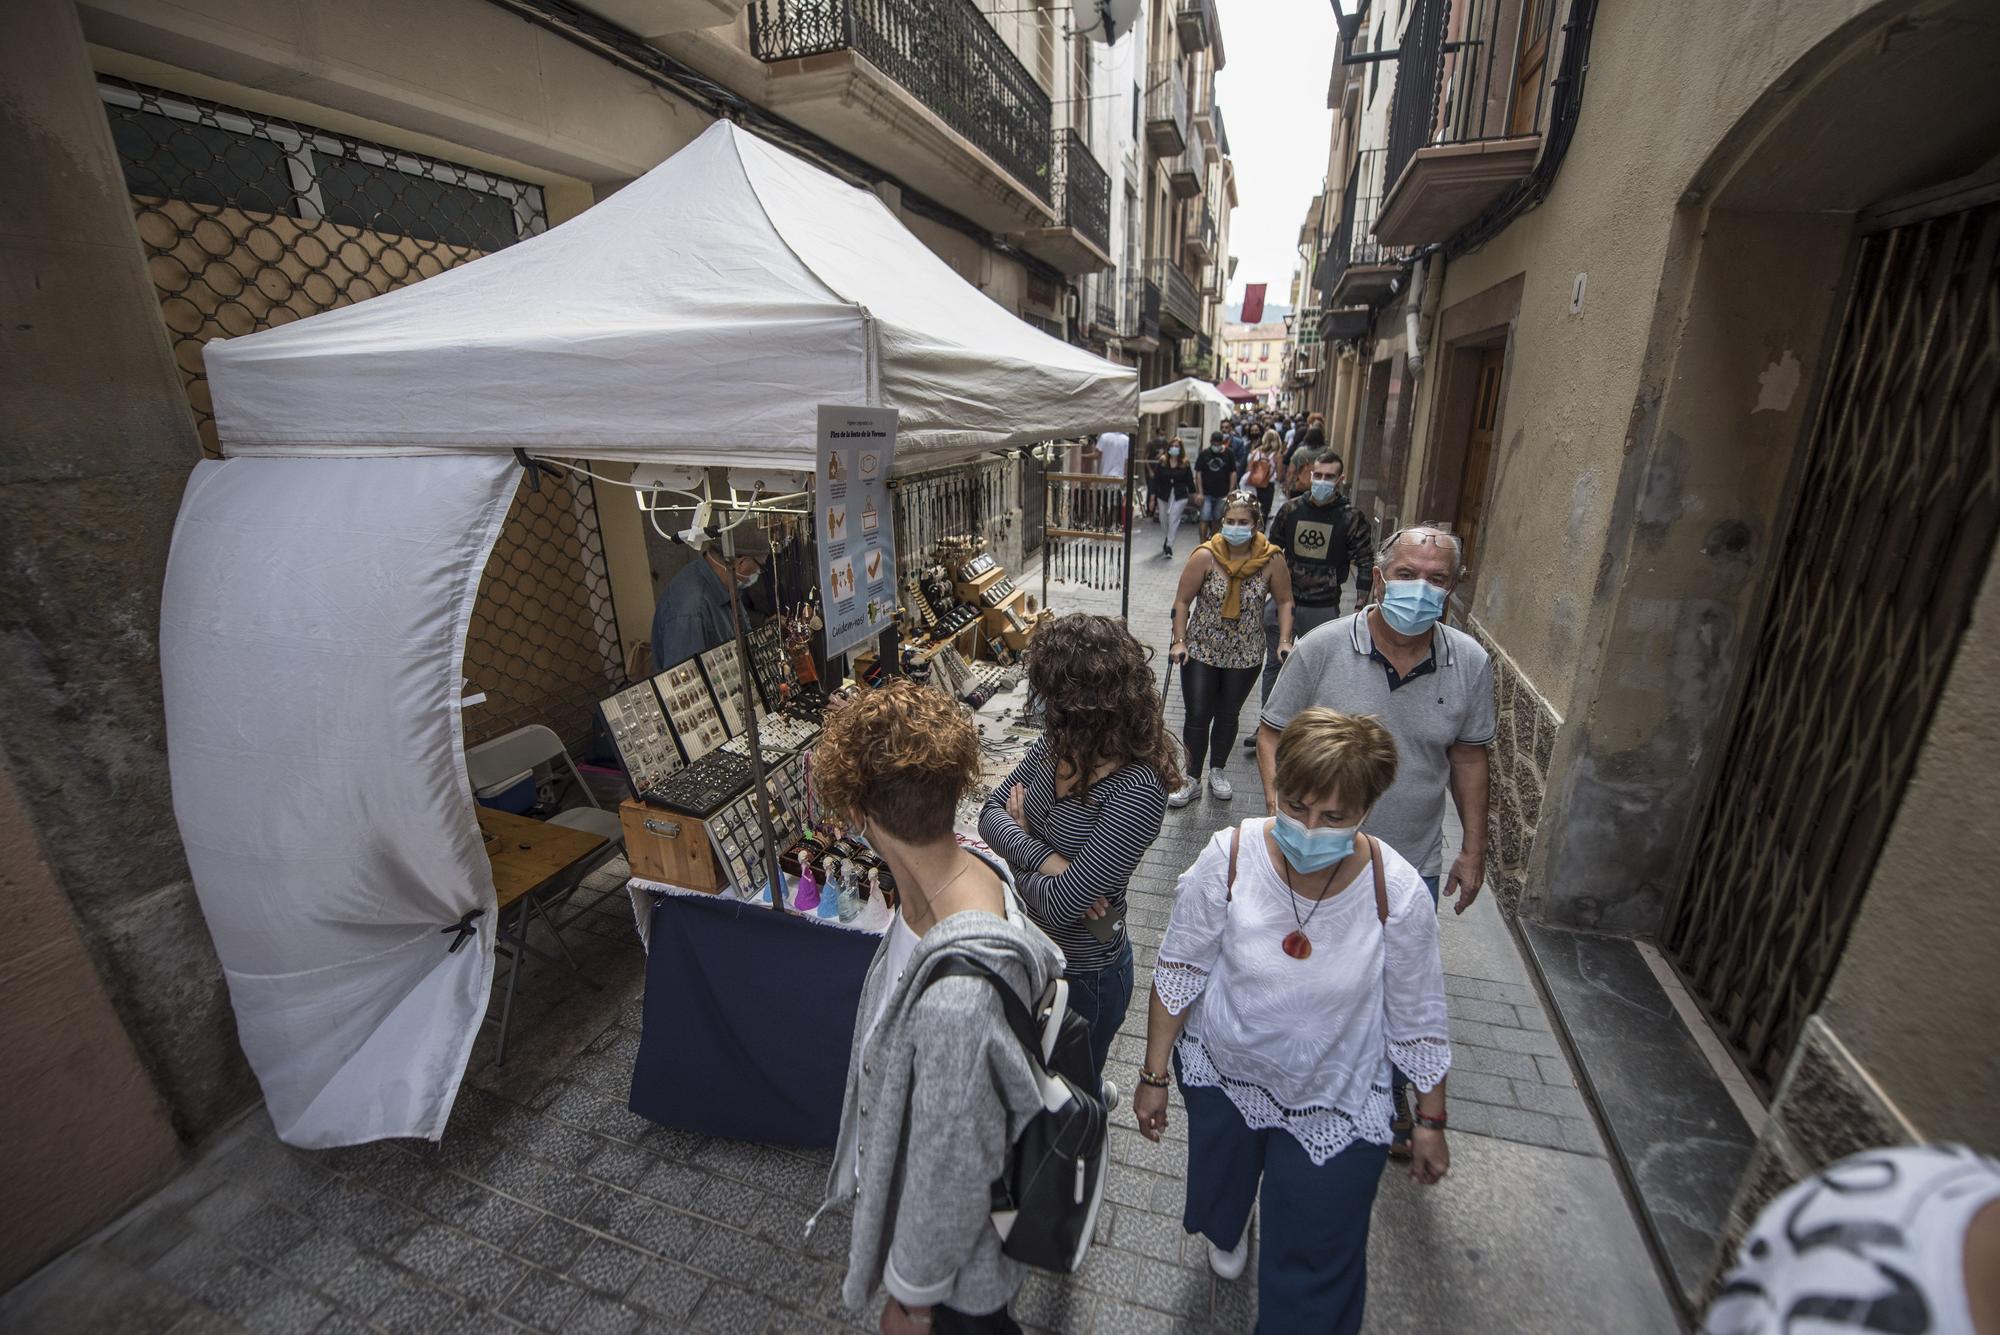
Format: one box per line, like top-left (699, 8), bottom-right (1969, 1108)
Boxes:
top-left (1120, 428), bottom-right (1134, 623)
top-left (723, 522), bottom-right (788, 914)
top-left (1039, 447), bottom-right (1049, 617)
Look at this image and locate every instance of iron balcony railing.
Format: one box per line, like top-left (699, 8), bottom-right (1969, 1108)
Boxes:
top-left (1150, 257), bottom-right (1200, 333)
top-left (1318, 147), bottom-right (1390, 297)
top-left (1170, 120), bottom-right (1205, 197)
top-left (1094, 269), bottom-right (1118, 331)
top-left (1124, 273), bottom-right (1160, 340)
top-left (1185, 203), bottom-right (1215, 259)
top-left (1210, 102), bottom-right (1229, 157)
top-left (1144, 62), bottom-right (1189, 152)
top-left (1054, 128), bottom-right (1111, 254)
top-left (750, 0), bottom-right (1053, 203)
top-left (1383, 0), bottom-right (1561, 197)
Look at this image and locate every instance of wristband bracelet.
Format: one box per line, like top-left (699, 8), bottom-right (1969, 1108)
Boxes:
top-left (1414, 1112), bottom-right (1448, 1131)
top-left (1138, 1068), bottom-right (1172, 1088)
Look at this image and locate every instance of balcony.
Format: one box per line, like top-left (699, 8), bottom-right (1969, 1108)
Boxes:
top-left (1184, 204), bottom-right (1215, 266)
top-left (1199, 261), bottom-right (1222, 299)
top-left (1323, 149), bottom-right (1401, 307)
top-left (1169, 123), bottom-right (1204, 199)
top-left (1011, 129), bottom-right (1113, 273)
top-left (1094, 270), bottom-right (1118, 333)
top-left (1144, 63), bottom-right (1189, 158)
top-left (1375, 0), bottom-right (1557, 246)
top-left (1124, 274), bottom-right (1162, 350)
top-left (1151, 257), bottom-right (1201, 337)
top-left (1175, 0), bottom-right (1213, 54)
top-left (748, 0), bottom-right (1056, 235)
top-left (1210, 103), bottom-right (1230, 158)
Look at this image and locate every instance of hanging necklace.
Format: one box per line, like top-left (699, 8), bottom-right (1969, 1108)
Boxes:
top-left (1279, 852), bottom-right (1348, 960)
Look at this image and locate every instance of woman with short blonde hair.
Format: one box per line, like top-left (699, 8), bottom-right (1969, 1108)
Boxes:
top-left (1134, 708), bottom-right (1453, 1334)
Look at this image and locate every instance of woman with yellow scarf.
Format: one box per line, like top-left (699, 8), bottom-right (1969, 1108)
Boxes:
top-left (1168, 491), bottom-right (1295, 807)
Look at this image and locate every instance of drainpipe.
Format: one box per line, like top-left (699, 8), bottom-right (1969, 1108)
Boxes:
top-left (1405, 250), bottom-right (1439, 380)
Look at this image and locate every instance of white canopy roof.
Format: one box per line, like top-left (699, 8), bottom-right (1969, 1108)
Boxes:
top-left (1139, 376), bottom-right (1234, 414)
top-left (205, 121), bottom-right (1136, 469)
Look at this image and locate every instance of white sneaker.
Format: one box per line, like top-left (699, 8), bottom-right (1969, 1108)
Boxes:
top-left (1208, 1224), bottom-right (1251, 1280)
top-left (1168, 779), bottom-right (1200, 808)
top-left (1208, 770), bottom-right (1234, 800)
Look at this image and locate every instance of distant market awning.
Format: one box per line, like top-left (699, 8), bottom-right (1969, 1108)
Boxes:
top-left (1216, 377), bottom-right (1259, 403)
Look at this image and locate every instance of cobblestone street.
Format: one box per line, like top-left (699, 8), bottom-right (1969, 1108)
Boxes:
top-left (1, 524), bottom-right (1679, 1335)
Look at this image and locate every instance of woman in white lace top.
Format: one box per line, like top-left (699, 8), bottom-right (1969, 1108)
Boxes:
top-left (1133, 708), bottom-right (1452, 1334)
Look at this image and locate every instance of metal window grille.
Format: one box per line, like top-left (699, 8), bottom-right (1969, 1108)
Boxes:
top-left (1665, 197), bottom-right (2000, 1088)
top-left (102, 79), bottom-right (621, 748)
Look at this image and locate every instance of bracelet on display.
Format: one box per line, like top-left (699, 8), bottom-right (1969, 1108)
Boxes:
top-left (1138, 1068), bottom-right (1172, 1088)
top-left (1414, 1112), bottom-right (1448, 1131)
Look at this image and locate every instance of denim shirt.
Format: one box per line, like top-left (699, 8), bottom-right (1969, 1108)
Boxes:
top-left (649, 556), bottom-right (734, 671)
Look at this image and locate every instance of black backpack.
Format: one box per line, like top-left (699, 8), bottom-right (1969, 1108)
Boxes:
top-left (920, 956), bottom-right (1109, 1273)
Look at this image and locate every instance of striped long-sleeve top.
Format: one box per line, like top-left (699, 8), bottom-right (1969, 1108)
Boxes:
top-left (977, 737), bottom-right (1168, 972)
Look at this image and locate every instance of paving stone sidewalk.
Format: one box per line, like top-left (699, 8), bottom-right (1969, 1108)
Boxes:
top-left (0, 514), bottom-right (1678, 1335)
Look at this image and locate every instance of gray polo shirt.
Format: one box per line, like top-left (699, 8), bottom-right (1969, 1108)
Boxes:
top-left (1260, 610), bottom-right (1496, 876)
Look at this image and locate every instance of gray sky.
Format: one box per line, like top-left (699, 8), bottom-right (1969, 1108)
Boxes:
top-left (1213, 0), bottom-right (1338, 309)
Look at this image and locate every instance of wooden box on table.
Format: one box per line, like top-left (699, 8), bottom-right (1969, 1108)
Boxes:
top-left (619, 798), bottom-right (725, 892)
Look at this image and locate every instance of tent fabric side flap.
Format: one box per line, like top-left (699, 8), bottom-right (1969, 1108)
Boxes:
top-left (160, 454), bottom-right (519, 1147)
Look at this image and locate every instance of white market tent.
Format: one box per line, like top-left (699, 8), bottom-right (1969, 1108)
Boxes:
top-left (161, 120), bottom-right (1137, 1148)
top-left (1138, 376), bottom-right (1234, 415)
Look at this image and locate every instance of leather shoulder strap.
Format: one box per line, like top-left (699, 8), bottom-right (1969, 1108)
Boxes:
top-left (1369, 834), bottom-right (1389, 925)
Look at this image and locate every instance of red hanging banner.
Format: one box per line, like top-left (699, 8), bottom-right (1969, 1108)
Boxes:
top-left (1241, 283), bottom-right (1267, 325)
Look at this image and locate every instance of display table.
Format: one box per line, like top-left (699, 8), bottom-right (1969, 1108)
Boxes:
top-left (622, 685), bottom-right (1039, 1146)
top-left (627, 889), bottom-right (881, 1147)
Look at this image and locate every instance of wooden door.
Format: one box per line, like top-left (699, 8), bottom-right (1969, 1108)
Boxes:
top-left (1510, 0), bottom-right (1552, 136)
top-left (1456, 347), bottom-right (1505, 574)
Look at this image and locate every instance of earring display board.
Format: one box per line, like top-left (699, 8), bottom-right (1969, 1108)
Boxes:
top-left (599, 680), bottom-right (684, 799)
top-left (707, 752), bottom-right (809, 896)
top-left (699, 641), bottom-right (752, 736)
top-left (746, 619), bottom-right (797, 708)
top-left (653, 661), bottom-right (727, 761)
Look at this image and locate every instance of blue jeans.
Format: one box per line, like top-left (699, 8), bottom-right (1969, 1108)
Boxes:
top-left (1179, 1061), bottom-right (1388, 1335)
top-left (1064, 938), bottom-right (1134, 1079)
top-left (1391, 875), bottom-right (1443, 1115)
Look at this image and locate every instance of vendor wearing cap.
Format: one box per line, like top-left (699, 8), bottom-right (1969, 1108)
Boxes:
top-left (649, 523), bottom-right (772, 671)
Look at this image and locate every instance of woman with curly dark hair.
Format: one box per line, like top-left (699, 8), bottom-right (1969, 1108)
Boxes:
top-left (979, 614), bottom-right (1182, 1077)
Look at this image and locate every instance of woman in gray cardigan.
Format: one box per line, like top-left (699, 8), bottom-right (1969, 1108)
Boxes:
top-left (808, 681), bottom-right (1064, 1335)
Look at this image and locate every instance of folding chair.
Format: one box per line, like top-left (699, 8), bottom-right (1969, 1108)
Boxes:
top-left (466, 725), bottom-right (625, 1062)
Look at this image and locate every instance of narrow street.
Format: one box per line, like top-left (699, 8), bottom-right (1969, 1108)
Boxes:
top-left (2, 535), bottom-right (1678, 1335)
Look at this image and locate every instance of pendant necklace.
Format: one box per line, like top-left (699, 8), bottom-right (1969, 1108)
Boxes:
top-left (1279, 856), bottom-right (1346, 960)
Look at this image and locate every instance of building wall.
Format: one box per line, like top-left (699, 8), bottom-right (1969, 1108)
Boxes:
top-left (3, 0), bottom-right (1086, 1181)
top-left (0, 1), bottom-right (206, 1281)
top-left (1381, 0), bottom-right (2000, 929)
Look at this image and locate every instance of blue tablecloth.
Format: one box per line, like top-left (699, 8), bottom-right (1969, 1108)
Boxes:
top-left (628, 891), bottom-right (880, 1147)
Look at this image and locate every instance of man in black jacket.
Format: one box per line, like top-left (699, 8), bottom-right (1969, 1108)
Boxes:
top-left (1253, 452), bottom-right (1373, 718)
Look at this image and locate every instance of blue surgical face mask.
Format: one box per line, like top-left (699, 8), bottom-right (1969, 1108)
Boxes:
top-left (1221, 523), bottom-right (1253, 546)
top-left (737, 568), bottom-right (761, 589)
top-left (1379, 579), bottom-right (1448, 635)
top-left (1309, 479), bottom-right (1338, 504)
top-left (1272, 810), bottom-right (1357, 872)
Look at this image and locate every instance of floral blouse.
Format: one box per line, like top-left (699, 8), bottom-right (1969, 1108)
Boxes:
top-left (1185, 566), bottom-right (1269, 670)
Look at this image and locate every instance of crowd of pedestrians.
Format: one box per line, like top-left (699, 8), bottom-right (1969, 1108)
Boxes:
top-left (800, 405), bottom-right (1509, 1333)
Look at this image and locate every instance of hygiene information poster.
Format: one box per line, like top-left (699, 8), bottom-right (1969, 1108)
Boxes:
top-left (815, 405), bottom-right (900, 659)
